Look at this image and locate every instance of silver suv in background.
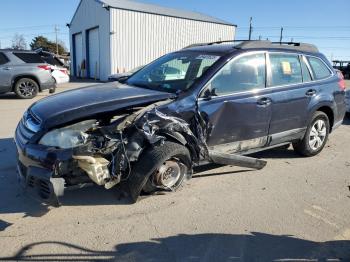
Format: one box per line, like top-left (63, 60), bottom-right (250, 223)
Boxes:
top-left (0, 50), bottom-right (56, 99)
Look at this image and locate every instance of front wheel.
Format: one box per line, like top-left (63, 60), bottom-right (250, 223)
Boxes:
top-left (293, 111), bottom-right (330, 157)
top-left (128, 141), bottom-right (191, 202)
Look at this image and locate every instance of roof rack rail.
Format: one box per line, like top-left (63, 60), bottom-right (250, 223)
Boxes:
top-left (183, 40), bottom-right (252, 49)
top-left (183, 39), bottom-right (319, 53)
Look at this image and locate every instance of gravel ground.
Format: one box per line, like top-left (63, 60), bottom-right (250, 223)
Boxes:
top-left (0, 81), bottom-right (350, 261)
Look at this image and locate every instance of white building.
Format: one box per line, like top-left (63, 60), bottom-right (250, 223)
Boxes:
top-left (69, 0), bottom-right (236, 81)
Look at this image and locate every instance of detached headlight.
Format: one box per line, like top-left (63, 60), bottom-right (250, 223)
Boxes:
top-left (39, 120), bottom-right (97, 149)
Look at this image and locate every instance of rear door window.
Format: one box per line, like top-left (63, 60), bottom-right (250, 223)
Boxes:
top-left (0, 52), bottom-right (9, 65)
top-left (269, 53), bottom-right (302, 86)
top-left (307, 57), bottom-right (332, 80)
top-left (13, 52), bottom-right (45, 63)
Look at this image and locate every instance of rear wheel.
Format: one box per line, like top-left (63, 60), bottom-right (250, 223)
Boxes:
top-left (14, 78), bottom-right (39, 99)
top-left (293, 111), bottom-right (329, 156)
top-left (128, 141), bottom-right (191, 202)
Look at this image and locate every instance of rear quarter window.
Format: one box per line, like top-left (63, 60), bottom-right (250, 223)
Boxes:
top-left (0, 52), bottom-right (9, 65)
top-left (13, 52), bottom-right (45, 63)
top-left (307, 57), bottom-right (332, 80)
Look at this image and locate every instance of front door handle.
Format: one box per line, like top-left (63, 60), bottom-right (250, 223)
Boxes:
top-left (2, 67), bottom-right (12, 70)
top-left (257, 97), bottom-right (272, 106)
top-left (306, 89), bottom-right (316, 96)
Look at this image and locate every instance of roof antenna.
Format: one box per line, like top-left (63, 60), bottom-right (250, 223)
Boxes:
top-left (279, 27), bottom-right (284, 44)
top-left (248, 17), bottom-right (253, 40)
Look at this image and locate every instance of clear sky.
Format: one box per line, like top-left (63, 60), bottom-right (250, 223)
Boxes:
top-left (0, 0), bottom-right (349, 61)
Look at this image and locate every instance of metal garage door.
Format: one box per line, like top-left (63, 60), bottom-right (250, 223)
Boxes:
top-left (87, 28), bottom-right (100, 79)
top-left (74, 33), bottom-right (83, 77)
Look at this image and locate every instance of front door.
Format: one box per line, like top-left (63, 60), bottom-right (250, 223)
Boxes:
top-left (198, 52), bottom-right (272, 153)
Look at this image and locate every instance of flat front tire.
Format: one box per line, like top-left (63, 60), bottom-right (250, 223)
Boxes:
top-left (128, 141), bottom-right (191, 202)
top-left (293, 111), bottom-right (330, 157)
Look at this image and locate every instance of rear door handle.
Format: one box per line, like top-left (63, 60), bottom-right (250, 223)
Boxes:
top-left (306, 89), bottom-right (316, 96)
top-left (257, 97), bottom-right (272, 106)
top-left (2, 67), bottom-right (12, 70)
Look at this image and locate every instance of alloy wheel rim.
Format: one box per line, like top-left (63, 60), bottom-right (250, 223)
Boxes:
top-left (18, 81), bottom-right (35, 97)
top-left (309, 119), bottom-right (327, 151)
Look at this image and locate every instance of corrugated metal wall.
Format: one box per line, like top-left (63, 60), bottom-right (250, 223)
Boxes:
top-left (69, 0), bottom-right (110, 80)
top-left (110, 8), bottom-right (235, 75)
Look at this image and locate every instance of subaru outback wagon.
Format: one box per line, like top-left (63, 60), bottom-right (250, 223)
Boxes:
top-left (15, 40), bottom-right (346, 205)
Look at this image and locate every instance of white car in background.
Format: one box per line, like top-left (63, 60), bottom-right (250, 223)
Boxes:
top-left (50, 65), bottom-right (69, 84)
top-left (36, 50), bottom-right (70, 84)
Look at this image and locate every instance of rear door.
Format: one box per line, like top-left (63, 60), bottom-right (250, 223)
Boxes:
top-left (266, 52), bottom-right (313, 145)
top-left (198, 52), bottom-right (272, 153)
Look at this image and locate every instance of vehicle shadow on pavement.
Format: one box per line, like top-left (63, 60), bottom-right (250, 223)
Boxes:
top-left (0, 232), bottom-right (349, 261)
top-left (0, 138), bottom-right (51, 218)
top-left (252, 146), bottom-right (301, 159)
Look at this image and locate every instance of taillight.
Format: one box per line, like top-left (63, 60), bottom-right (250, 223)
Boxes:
top-left (336, 70), bottom-right (346, 91)
top-left (38, 65), bottom-right (51, 71)
top-left (60, 69), bottom-right (68, 75)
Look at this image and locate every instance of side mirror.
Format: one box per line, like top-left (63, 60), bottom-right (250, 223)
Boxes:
top-left (202, 86), bottom-right (217, 100)
top-left (117, 76), bottom-right (129, 83)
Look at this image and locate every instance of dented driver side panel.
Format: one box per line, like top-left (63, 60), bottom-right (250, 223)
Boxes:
top-left (197, 92), bottom-right (272, 153)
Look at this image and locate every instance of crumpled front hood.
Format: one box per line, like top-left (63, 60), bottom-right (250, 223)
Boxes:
top-left (30, 82), bottom-right (175, 128)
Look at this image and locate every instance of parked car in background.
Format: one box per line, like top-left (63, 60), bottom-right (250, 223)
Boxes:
top-left (0, 49), bottom-right (56, 99)
top-left (345, 90), bottom-right (350, 114)
top-left (333, 60), bottom-right (350, 79)
top-left (15, 40), bottom-right (346, 205)
top-left (108, 65), bottom-right (144, 82)
top-left (36, 49), bottom-right (70, 84)
top-left (335, 69), bottom-right (349, 113)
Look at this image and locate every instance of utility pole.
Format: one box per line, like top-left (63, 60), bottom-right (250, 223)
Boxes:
top-left (248, 17), bottom-right (253, 40)
top-left (279, 27), bottom-right (284, 43)
top-left (54, 25), bottom-right (59, 55)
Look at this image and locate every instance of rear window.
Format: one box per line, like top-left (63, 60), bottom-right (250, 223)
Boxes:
top-left (42, 56), bottom-right (64, 67)
top-left (13, 52), bottom-right (45, 63)
top-left (0, 52), bottom-right (9, 65)
top-left (307, 57), bottom-right (332, 80)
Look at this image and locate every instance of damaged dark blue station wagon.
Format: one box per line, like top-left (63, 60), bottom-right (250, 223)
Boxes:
top-left (15, 41), bottom-right (346, 205)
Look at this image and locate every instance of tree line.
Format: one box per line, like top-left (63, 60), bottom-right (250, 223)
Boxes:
top-left (10, 34), bottom-right (67, 55)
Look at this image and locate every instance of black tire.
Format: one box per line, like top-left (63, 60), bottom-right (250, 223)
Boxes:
top-left (293, 111), bottom-right (330, 157)
top-left (128, 141), bottom-right (191, 202)
top-left (14, 78), bottom-right (39, 99)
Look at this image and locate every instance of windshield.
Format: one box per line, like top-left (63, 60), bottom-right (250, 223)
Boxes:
top-left (126, 51), bottom-right (221, 93)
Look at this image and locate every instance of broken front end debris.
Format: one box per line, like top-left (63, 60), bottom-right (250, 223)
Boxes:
top-left (16, 99), bottom-right (266, 206)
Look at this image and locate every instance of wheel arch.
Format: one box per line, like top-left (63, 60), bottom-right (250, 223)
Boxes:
top-left (12, 75), bottom-right (41, 91)
top-left (314, 105), bottom-right (335, 132)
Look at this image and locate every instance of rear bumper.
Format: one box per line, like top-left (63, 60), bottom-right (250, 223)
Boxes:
top-left (345, 91), bottom-right (350, 113)
top-left (40, 77), bottom-right (56, 91)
